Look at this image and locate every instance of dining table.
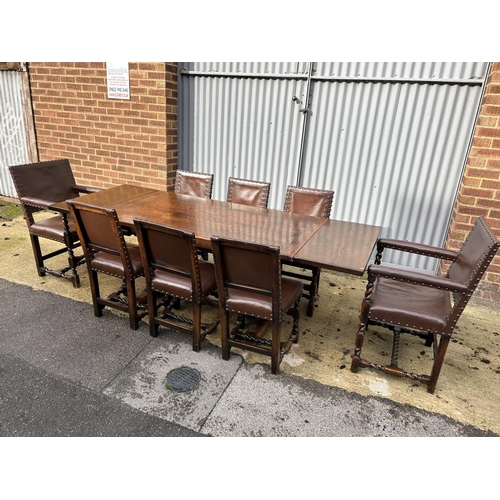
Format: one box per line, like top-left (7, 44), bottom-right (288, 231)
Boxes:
top-left (51, 183), bottom-right (381, 287)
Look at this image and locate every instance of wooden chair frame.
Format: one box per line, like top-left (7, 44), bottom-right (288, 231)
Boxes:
top-left (9, 159), bottom-right (100, 288)
top-left (134, 219), bottom-right (219, 351)
top-left (211, 236), bottom-right (303, 374)
top-left (67, 201), bottom-right (146, 329)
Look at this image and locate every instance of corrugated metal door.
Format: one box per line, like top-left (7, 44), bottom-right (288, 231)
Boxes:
top-left (179, 62), bottom-right (310, 209)
top-left (0, 64), bottom-right (35, 198)
top-left (178, 62), bottom-right (489, 273)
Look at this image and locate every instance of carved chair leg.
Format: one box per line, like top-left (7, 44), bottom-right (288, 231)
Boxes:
top-left (306, 267), bottom-right (321, 317)
top-left (61, 214), bottom-right (80, 288)
top-left (428, 334), bottom-right (451, 394)
top-left (29, 234), bottom-right (45, 276)
top-left (390, 327), bottom-right (401, 367)
top-left (220, 309), bottom-right (231, 361)
top-left (192, 302), bottom-right (202, 352)
top-left (89, 270), bottom-right (103, 318)
top-left (271, 319), bottom-right (281, 375)
top-left (125, 278), bottom-right (139, 330)
top-left (149, 290), bottom-right (160, 337)
top-left (351, 277), bottom-right (374, 373)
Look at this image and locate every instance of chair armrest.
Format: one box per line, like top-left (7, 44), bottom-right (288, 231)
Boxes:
top-left (368, 264), bottom-right (468, 293)
top-left (20, 196), bottom-right (54, 210)
top-left (377, 238), bottom-right (458, 261)
top-left (73, 185), bottom-right (101, 194)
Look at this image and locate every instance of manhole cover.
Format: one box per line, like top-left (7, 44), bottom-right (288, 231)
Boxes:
top-left (165, 366), bottom-right (201, 392)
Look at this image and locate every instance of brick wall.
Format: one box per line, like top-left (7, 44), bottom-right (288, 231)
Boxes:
top-left (445, 62), bottom-right (500, 305)
top-left (27, 62), bottom-right (177, 191)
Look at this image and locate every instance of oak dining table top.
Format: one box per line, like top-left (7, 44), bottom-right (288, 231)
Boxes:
top-left (54, 184), bottom-right (381, 275)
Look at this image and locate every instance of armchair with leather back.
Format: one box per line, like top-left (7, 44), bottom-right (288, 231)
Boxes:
top-left (9, 159), bottom-right (100, 288)
top-left (351, 216), bottom-right (500, 393)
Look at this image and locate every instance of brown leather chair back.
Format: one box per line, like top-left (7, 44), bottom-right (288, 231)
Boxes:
top-left (134, 219), bottom-right (201, 301)
top-left (211, 237), bottom-right (281, 320)
top-left (226, 177), bottom-right (271, 208)
top-left (283, 185), bottom-right (334, 219)
top-left (446, 216), bottom-right (500, 310)
top-left (9, 159), bottom-right (78, 205)
top-left (174, 170), bottom-right (214, 199)
top-left (67, 201), bottom-right (131, 267)
top-left (447, 217), bottom-right (499, 284)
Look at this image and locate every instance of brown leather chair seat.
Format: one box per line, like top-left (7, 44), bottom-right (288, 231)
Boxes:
top-left (91, 246), bottom-right (144, 278)
top-left (369, 278), bottom-right (452, 333)
top-left (30, 216), bottom-right (79, 242)
top-left (225, 277), bottom-right (303, 321)
top-left (151, 261), bottom-right (217, 300)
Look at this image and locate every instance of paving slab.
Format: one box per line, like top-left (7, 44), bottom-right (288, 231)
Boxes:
top-left (103, 331), bottom-right (242, 432)
top-left (201, 362), bottom-right (497, 437)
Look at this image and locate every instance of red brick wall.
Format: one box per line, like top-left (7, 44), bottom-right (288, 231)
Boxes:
top-left (27, 62), bottom-right (177, 191)
top-left (445, 62), bottom-right (500, 305)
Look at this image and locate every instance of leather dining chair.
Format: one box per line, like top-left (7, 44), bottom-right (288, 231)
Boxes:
top-left (66, 201), bottom-right (146, 330)
top-left (226, 177), bottom-right (271, 208)
top-left (174, 169), bottom-right (214, 262)
top-left (211, 236), bottom-right (303, 374)
top-left (134, 219), bottom-right (219, 351)
top-left (351, 216), bottom-right (500, 394)
top-left (282, 185), bottom-right (334, 317)
top-left (8, 159), bottom-right (100, 288)
top-left (174, 169), bottom-right (214, 199)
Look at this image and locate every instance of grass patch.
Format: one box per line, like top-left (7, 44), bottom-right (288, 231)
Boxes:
top-left (0, 201), bottom-right (23, 221)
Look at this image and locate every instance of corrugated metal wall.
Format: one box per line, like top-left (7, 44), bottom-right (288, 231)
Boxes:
top-left (301, 62), bottom-right (489, 271)
top-left (178, 62), bottom-right (489, 273)
top-left (179, 62), bottom-right (309, 209)
top-left (0, 70), bottom-right (30, 198)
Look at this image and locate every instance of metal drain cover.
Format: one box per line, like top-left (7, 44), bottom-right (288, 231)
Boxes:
top-left (165, 366), bottom-right (201, 392)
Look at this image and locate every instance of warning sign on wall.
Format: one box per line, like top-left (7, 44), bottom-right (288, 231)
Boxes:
top-left (106, 62), bottom-right (130, 100)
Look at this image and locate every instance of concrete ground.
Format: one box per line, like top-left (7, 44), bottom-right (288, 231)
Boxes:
top-left (1, 200), bottom-right (500, 439)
